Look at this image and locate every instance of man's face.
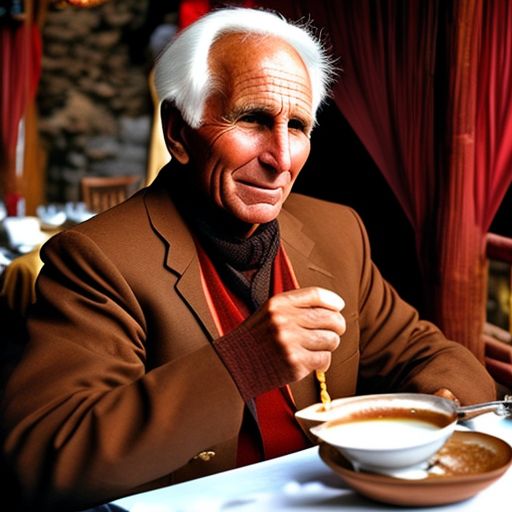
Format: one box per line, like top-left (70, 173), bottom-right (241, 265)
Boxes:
top-left (178, 33), bottom-right (313, 230)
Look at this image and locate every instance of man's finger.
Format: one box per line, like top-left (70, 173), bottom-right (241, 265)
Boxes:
top-left (283, 287), bottom-right (344, 312)
top-left (317, 288), bottom-right (345, 311)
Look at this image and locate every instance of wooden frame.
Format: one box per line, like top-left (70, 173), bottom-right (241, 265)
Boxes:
top-left (80, 175), bottom-right (141, 213)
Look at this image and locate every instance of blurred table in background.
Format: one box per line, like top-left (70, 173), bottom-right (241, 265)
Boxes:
top-left (0, 201), bottom-right (95, 317)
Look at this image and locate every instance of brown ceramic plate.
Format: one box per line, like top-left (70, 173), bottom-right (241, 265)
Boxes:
top-left (319, 431), bottom-right (512, 506)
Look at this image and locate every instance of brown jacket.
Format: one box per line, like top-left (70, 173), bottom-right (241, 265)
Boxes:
top-left (1, 167), bottom-right (496, 510)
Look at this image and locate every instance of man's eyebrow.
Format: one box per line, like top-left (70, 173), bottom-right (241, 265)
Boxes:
top-left (226, 104), bottom-right (312, 125)
top-left (227, 105), bottom-right (272, 119)
top-left (223, 105), bottom-right (272, 121)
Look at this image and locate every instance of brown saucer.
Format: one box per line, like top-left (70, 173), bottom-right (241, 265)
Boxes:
top-left (319, 430), bottom-right (512, 506)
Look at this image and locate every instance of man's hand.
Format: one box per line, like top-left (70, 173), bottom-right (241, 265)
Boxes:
top-left (241, 286), bottom-right (346, 384)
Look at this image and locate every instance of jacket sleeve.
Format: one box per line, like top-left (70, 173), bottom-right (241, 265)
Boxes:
top-left (0, 231), bottom-right (243, 511)
top-left (350, 209), bottom-right (496, 403)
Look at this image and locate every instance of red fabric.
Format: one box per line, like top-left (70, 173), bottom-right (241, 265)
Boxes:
top-left (178, 0), bottom-right (210, 29)
top-left (433, 0), bottom-right (512, 360)
top-left (0, 19), bottom-right (42, 200)
top-left (475, 1), bottom-right (512, 233)
top-left (178, 0), bottom-right (258, 30)
top-left (196, 243), bottom-right (310, 466)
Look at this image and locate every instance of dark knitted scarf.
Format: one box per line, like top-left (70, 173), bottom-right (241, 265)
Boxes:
top-left (169, 169), bottom-right (280, 310)
top-left (192, 216), bottom-right (280, 310)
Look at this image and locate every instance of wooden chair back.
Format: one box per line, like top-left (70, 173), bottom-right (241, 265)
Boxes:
top-left (81, 175), bottom-right (141, 213)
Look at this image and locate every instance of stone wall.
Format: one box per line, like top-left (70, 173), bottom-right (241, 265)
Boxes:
top-left (37, 0), bottom-right (169, 202)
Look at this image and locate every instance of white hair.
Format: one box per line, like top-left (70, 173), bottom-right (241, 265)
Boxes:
top-left (154, 7), bottom-right (336, 128)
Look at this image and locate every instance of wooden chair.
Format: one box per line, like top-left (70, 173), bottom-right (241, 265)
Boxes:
top-left (80, 175), bottom-right (141, 213)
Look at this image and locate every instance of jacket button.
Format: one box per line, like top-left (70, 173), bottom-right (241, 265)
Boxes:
top-left (193, 450), bottom-right (216, 462)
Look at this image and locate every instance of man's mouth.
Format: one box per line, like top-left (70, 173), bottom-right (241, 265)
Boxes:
top-left (238, 179), bottom-right (278, 190)
top-left (235, 180), bottom-right (283, 203)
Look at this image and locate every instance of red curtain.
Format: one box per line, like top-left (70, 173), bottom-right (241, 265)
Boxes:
top-left (178, 0), bottom-right (256, 29)
top-left (0, 4), bottom-right (42, 213)
top-left (475, 1), bottom-right (512, 234)
top-left (262, 0), bottom-right (512, 360)
top-left (178, 0), bottom-right (211, 28)
top-left (437, 0), bottom-right (512, 360)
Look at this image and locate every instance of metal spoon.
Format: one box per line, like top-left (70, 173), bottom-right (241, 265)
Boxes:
top-left (456, 395), bottom-right (512, 421)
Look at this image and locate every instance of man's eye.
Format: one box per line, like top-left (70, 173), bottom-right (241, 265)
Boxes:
top-left (239, 113), bottom-right (271, 127)
top-left (288, 119), bottom-right (307, 132)
top-left (240, 112), bottom-right (270, 126)
top-left (240, 114), bottom-right (259, 123)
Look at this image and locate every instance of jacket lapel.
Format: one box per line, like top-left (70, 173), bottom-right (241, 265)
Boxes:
top-left (278, 207), bottom-right (336, 291)
top-left (143, 169), bottom-right (219, 339)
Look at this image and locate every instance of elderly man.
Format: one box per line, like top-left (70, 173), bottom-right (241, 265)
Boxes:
top-left (1, 7), bottom-right (495, 512)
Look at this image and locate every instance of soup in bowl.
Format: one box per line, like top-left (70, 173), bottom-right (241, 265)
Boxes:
top-left (304, 393), bottom-right (458, 473)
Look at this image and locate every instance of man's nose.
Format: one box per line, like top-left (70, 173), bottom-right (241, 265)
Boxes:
top-left (260, 125), bottom-right (292, 173)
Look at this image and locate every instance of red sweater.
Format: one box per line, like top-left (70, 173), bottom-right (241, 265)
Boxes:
top-left (196, 243), bottom-right (312, 466)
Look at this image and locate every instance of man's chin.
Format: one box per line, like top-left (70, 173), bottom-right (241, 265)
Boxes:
top-left (232, 203), bottom-right (283, 225)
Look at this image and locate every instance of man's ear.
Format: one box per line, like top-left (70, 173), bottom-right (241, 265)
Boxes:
top-left (160, 101), bottom-right (191, 165)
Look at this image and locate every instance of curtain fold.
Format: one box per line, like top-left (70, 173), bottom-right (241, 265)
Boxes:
top-left (475, 0), bottom-right (512, 232)
top-left (436, 0), bottom-right (512, 359)
top-left (0, 1), bottom-right (42, 212)
top-left (435, 0), bottom-right (484, 359)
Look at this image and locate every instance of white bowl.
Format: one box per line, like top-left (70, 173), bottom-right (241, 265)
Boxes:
top-left (2, 216), bottom-right (46, 252)
top-left (37, 205), bottom-right (67, 228)
top-left (307, 393), bottom-right (458, 473)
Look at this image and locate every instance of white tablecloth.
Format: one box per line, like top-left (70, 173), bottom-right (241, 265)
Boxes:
top-left (113, 414), bottom-right (512, 512)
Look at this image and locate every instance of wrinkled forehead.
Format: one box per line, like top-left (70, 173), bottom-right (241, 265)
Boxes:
top-left (208, 32), bottom-right (313, 105)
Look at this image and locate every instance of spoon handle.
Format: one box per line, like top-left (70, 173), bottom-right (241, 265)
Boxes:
top-left (315, 370), bottom-right (332, 411)
top-left (456, 395), bottom-right (512, 420)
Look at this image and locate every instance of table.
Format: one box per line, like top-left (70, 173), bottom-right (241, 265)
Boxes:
top-left (0, 210), bottom-right (81, 316)
top-left (113, 414), bottom-right (512, 512)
